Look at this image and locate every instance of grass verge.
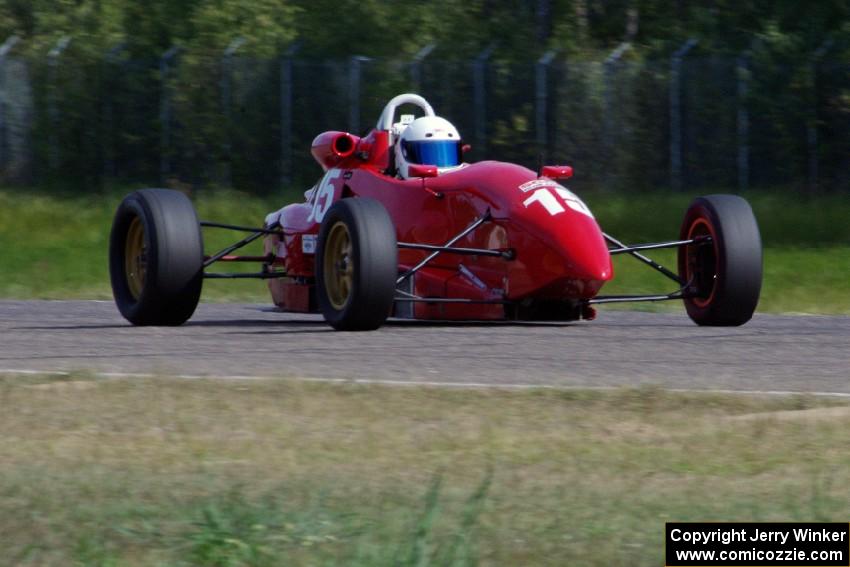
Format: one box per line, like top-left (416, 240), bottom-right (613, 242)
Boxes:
top-left (602, 247), bottom-right (850, 314)
top-left (2, 373), bottom-right (850, 565)
top-left (1, 187), bottom-right (849, 313)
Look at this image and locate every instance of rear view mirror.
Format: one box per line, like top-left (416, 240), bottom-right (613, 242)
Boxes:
top-left (541, 165), bottom-right (573, 180)
top-left (409, 164), bottom-right (439, 178)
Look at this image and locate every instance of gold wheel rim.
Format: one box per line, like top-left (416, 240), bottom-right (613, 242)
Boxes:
top-left (125, 216), bottom-right (147, 300)
top-left (323, 222), bottom-right (353, 310)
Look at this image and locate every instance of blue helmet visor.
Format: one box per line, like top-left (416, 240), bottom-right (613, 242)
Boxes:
top-left (402, 140), bottom-right (462, 168)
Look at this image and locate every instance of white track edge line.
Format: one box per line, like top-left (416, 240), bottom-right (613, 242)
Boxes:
top-left (2, 367), bottom-right (850, 398)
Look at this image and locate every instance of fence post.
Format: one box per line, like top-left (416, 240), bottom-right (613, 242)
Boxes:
top-left (348, 55), bottom-right (370, 134)
top-left (603, 42), bottom-right (630, 189)
top-left (280, 43), bottom-right (300, 188)
top-left (536, 49), bottom-right (559, 161)
top-left (807, 39), bottom-right (833, 193)
top-left (669, 38), bottom-right (698, 191)
top-left (473, 45), bottom-right (495, 157)
top-left (0, 35), bottom-right (21, 174)
top-left (410, 43), bottom-right (436, 93)
top-left (103, 42), bottom-right (126, 180)
top-left (536, 0), bottom-right (552, 44)
top-left (736, 51), bottom-right (750, 192)
top-left (220, 37), bottom-right (246, 188)
top-left (48, 36), bottom-right (72, 172)
top-left (159, 45), bottom-right (181, 184)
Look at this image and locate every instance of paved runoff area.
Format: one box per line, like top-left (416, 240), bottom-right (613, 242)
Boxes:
top-left (1, 300), bottom-right (848, 395)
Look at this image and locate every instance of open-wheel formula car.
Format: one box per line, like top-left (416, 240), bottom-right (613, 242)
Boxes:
top-left (110, 93), bottom-right (762, 331)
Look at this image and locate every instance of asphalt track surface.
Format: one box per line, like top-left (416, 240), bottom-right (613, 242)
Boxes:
top-left (1, 300), bottom-right (848, 395)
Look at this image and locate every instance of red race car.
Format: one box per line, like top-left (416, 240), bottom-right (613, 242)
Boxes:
top-left (110, 93), bottom-right (762, 330)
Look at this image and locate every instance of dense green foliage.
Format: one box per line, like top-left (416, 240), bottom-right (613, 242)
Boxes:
top-left (0, 1), bottom-right (847, 192)
top-left (2, 0), bottom-right (848, 58)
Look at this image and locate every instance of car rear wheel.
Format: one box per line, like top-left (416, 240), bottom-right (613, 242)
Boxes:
top-left (678, 194), bottom-right (762, 326)
top-left (109, 189), bottom-right (204, 326)
top-left (316, 198), bottom-right (397, 331)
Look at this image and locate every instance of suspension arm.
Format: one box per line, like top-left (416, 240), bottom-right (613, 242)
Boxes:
top-left (396, 211), bottom-right (492, 285)
top-left (602, 232), bottom-right (683, 284)
top-left (607, 237), bottom-right (708, 255)
top-left (398, 242), bottom-right (514, 259)
top-left (586, 276), bottom-right (695, 305)
top-left (393, 297), bottom-right (511, 305)
top-left (204, 272), bottom-right (288, 279)
top-left (200, 220), bottom-right (283, 235)
top-left (203, 231), bottom-right (268, 268)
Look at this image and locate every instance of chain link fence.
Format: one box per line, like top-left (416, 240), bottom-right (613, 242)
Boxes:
top-left (0, 42), bottom-right (847, 194)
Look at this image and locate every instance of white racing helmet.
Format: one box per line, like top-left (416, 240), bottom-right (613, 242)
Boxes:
top-left (395, 116), bottom-right (463, 179)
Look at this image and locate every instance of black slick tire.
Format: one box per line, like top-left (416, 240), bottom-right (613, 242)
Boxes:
top-left (678, 194), bottom-right (762, 326)
top-left (316, 198), bottom-right (397, 331)
top-left (109, 189), bottom-right (204, 326)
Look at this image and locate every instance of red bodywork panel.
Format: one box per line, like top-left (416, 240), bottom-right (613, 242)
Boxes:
top-left (264, 129), bottom-right (613, 319)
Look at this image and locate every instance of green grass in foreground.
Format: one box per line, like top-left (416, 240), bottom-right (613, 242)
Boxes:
top-left (2, 374), bottom-right (850, 566)
top-left (1, 187), bottom-right (849, 313)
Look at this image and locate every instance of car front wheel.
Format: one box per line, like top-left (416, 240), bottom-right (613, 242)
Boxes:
top-left (316, 198), bottom-right (397, 331)
top-left (678, 194), bottom-right (762, 326)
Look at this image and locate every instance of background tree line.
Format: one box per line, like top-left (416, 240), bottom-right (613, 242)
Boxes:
top-left (2, 0), bottom-right (848, 59)
top-left (0, 0), bottom-right (847, 192)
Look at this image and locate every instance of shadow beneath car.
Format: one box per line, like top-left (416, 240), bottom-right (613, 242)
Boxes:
top-left (16, 317), bottom-right (579, 332)
top-left (14, 319), bottom-right (327, 331)
top-left (14, 324), bottom-right (133, 331)
top-left (382, 319), bottom-right (578, 328)
top-left (186, 319), bottom-right (323, 328)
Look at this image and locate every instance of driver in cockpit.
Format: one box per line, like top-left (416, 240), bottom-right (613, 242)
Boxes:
top-left (391, 114), bottom-right (465, 179)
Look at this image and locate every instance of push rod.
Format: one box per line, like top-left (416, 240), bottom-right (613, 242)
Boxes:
top-left (607, 237), bottom-right (708, 255)
top-left (602, 232), bottom-right (682, 284)
top-left (200, 220), bottom-right (283, 235)
top-left (397, 211), bottom-right (491, 285)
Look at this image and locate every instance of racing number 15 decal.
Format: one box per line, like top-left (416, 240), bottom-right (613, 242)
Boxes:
top-left (307, 168), bottom-right (341, 224)
top-left (522, 184), bottom-right (594, 219)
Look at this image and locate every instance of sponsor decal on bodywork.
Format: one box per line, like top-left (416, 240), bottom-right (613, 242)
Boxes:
top-left (302, 234), bottom-right (317, 254)
top-left (519, 178), bottom-right (557, 193)
top-left (519, 180), bottom-right (594, 219)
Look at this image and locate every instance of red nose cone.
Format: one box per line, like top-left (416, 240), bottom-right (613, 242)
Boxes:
top-left (561, 232), bottom-right (613, 282)
top-left (510, 187), bottom-right (613, 298)
top-left (549, 219), bottom-right (613, 296)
